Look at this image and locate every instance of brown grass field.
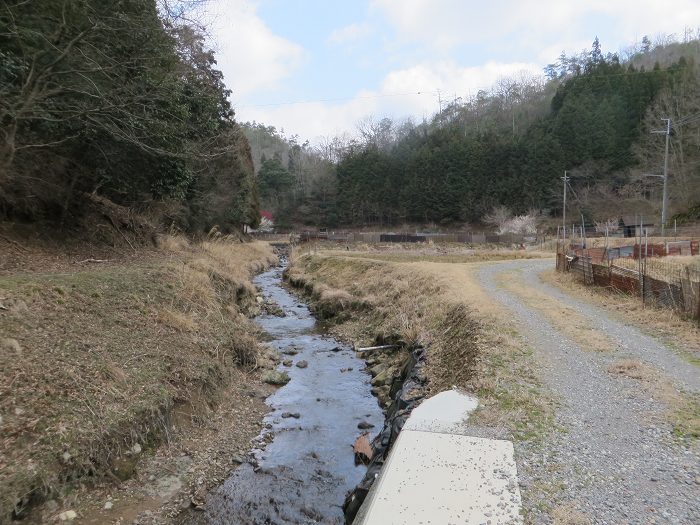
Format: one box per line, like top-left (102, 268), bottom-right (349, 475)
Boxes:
top-left (0, 237), bottom-right (276, 522)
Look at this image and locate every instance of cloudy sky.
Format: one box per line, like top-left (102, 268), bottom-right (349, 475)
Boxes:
top-left (205, 0), bottom-right (700, 142)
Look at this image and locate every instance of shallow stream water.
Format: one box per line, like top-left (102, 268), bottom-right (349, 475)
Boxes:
top-left (178, 263), bottom-right (383, 524)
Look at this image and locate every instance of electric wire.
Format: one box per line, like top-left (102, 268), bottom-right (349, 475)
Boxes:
top-left (236, 91), bottom-right (438, 109)
top-left (235, 66), bottom-right (696, 110)
top-left (674, 112), bottom-right (700, 127)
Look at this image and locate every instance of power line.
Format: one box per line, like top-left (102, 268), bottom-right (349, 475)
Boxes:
top-left (566, 180), bottom-right (581, 202)
top-left (675, 111), bottom-right (700, 127)
top-left (235, 65), bottom-right (696, 110)
top-left (236, 90), bottom-right (438, 109)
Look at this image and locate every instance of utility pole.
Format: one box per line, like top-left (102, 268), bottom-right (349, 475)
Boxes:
top-left (661, 118), bottom-right (671, 236)
top-left (563, 173), bottom-right (568, 240)
top-left (651, 118), bottom-right (671, 236)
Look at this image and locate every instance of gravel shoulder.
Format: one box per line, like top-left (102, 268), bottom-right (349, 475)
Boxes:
top-left (478, 259), bottom-right (700, 525)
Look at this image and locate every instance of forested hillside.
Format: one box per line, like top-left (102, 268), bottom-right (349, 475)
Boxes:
top-left (242, 122), bottom-right (337, 228)
top-left (336, 38), bottom-right (700, 227)
top-left (248, 37), bottom-right (700, 229)
top-left (0, 0), bottom-right (259, 232)
top-left (4, 6), bottom-right (699, 235)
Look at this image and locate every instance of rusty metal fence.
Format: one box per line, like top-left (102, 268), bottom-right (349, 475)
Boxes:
top-left (558, 244), bottom-right (700, 320)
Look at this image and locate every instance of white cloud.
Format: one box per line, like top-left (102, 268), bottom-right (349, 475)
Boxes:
top-left (381, 60), bottom-right (541, 100)
top-left (207, 0), bottom-right (305, 98)
top-left (236, 90), bottom-right (382, 141)
top-left (208, 0), bottom-right (700, 142)
top-left (371, 0), bottom-right (700, 54)
top-left (236, 60), bottom-right (542, 143)
top-left (591, 0), bottom-right (700, 39)
top-left (328, 22), bottom-right (373, 45)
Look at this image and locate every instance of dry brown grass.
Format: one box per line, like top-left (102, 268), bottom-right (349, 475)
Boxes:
top-left (177, 259), bottom-right (221, 313)
top-left (200, 238), bottom-right (277, 278)
top-left (608, 359), bottom-right (655, 380)
top-left (0, 238), bottom-right (276, 520)
top-left (312, 245), bottom-right (551, 265)
top-left (607, 358), bottom-right (700, 439)
top-left (156, 234), bottom-right (190, 253)
top-left (289, 251), bottom-right (555, 440)
top-left (316, 287), bottom-right (356, 318)
top-left (539, 236), bottom-right (699, 254)
top-left (163, 237), bottom-right (276, 319)
top-left (157, 308), bottom-right (197, 332)
top-left (613, 254), bottom-right (700, 282)
top-left (550, 502), bottom-right (591, 525)
top-left (287, 253), bottom-right (441, 347)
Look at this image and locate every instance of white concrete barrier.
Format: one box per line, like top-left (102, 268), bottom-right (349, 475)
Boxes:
top-left (356, 390), bottom-right (522, 525)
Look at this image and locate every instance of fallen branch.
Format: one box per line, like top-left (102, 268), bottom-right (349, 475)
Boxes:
top-left (106, 215), bottom-right (136, 252)
top-left (355, 344), bottom-right (398, 353)
top-left (115, 226), bottom-right (136, 252)
top-left (0, 234), bottom-right (28, 252)
top-left (8, 372), bottom-right (21, 389)
top-left (76, 258), bottom-right (109, 264)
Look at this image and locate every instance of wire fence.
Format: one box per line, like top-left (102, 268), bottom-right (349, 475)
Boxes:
top-left (556, 241), bottom-right (700, 320)
top-left (268, 230), bottom-right (537, 245)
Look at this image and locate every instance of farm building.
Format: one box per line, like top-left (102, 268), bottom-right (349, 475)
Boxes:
top-left (620, 216), bottom-right (655, 238)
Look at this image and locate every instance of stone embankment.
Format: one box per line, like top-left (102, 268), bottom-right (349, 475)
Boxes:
top-left (284, 267), bottom-right (432, 523)
top-left (343, 347), bottom-right (429, 523)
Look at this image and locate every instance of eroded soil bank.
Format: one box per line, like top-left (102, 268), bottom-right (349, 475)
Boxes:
top-left (0, 237), bottom-right (279, 524)
top-left (177, 261), bottom-right (384, 524)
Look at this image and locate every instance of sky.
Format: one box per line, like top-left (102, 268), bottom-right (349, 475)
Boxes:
top-left (205, 0), bottom-right (700, 143)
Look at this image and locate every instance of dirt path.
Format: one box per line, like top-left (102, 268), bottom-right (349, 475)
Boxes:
top-left (475, 259), bottom-right (700, 524)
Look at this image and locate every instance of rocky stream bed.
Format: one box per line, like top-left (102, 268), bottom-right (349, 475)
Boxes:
top-left (174, 260), bottom-right (428, 525)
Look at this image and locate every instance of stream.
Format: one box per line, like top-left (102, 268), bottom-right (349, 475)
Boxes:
top-left (178, 262), bottom-right (384, 524)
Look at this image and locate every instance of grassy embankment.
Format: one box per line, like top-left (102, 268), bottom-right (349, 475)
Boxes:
top-left (286, 245), bottom-right (555, 440)
top-left (0, 236), bottom-right (276, 522)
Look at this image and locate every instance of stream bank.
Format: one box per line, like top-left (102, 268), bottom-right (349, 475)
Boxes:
top-left (283, 267), bottom-right (431, 524)
top-left (177, 261), bottom-right (385, 524)
top-left (342, 347), bottom-right (429, 523)
top-left (3, 239), bottom-right (279, 525)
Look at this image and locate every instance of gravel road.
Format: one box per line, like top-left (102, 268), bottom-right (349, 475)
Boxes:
top-left (478, 259), bottom-right (700, 525)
